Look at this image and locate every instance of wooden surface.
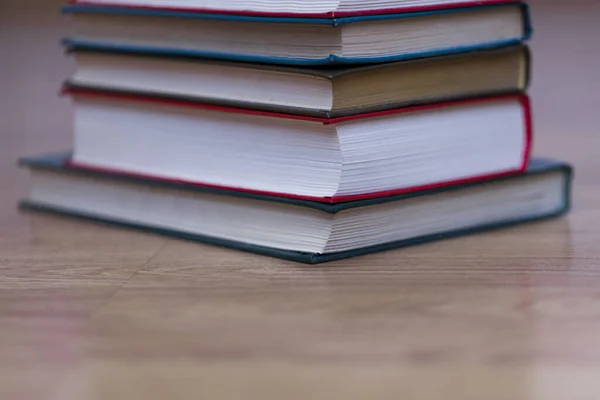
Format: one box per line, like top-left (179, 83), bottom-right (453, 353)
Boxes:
top-left (2, 1), bottom-right (600, 399)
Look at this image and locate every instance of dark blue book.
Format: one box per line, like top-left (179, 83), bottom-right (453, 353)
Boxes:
top-left (19, 154), bottom-right (572, 264)
top-left (62, 2), bottom-right (532, 66)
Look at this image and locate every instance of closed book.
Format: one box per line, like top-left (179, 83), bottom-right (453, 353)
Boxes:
top-left (67, 0), bottom-right (519, 17)
top-left (19, 154), bottom-right (573, 264)
top-left (66, 45), bottom-right (530, 118)
top-left (63, 86), bottom-right (533, 202)
top-left (62, 2), bottom-right (532, 65)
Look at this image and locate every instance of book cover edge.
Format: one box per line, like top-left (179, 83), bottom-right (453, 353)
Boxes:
top-left (18, 187), bottom-right (572, 265)
top-left (61, 38), bottom-right (529, 66)
top-left (61, 84), bottom-right (529, 125)
top-left (66, 43), bottom-right (528, 80)
top-left (64, 1), bottom-right (522, 21)
top-left (19, 153), bottom-right (570, 212)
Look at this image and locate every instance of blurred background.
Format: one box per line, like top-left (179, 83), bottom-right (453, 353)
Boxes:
top-left (1, 0), bottom-right (599, 217)
top-left (1, 3), bottom-right (599, 398)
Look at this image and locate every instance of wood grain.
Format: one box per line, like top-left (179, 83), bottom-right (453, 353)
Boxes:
top-left (1, 1), bottom-right (600, 399)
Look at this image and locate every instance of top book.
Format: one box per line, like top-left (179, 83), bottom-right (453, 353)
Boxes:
top-left (68, 0), bottom-right (517, 17)
top-left (63, 2), bottom-right (531, 65)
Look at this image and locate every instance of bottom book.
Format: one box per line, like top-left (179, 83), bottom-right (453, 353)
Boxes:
top-left (18, 154), bottom-right (573, 264)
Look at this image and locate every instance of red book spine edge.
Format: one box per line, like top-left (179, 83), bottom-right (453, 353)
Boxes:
top-left (61, 86), bottom-right (329, 124)
top-left (65, 95), bottom-right (532, 205)
top-left (69, 0), bottom-right (518, 18)
top-left (61, 86), bottom-right (527, 125)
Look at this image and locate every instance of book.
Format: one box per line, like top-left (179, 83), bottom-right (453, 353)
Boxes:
top-left (19, 154), bottom-right (573, 264)
top-left (63, 86), bottom-right (533, 202)
top-left (66, 45), bottom-right (530, 118)
top-left (61, 2), bottom-right (532, 65)
top-left (67, 0), bottom-right (519, 17)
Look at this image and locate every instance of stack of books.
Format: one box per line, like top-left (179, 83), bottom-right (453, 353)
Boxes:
top-left (19, 0), bottom-right (573, 264)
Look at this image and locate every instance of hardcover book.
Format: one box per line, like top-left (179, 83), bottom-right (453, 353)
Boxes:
top-left (19, 154), bottom-right (573, 264)
top-left (66, 45), bottom-right (530, 117)
top-left (61, 2), bottom-right (532, 65)
top-left (67, 0), bottom-right (519, 17)
top-left (63, 86), bottom-right (533, 202)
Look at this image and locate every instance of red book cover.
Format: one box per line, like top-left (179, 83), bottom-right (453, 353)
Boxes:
top-left (63, 87), bottom-right (533, 204)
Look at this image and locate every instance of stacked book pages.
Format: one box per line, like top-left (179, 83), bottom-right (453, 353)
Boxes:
top-left (19, 0), bottom-right (573, 263)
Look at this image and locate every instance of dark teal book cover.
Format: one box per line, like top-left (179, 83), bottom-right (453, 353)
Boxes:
top-left (18, 154), bottom-right (572, 264)
top-left (61, 2), bottom-right (532, 66)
